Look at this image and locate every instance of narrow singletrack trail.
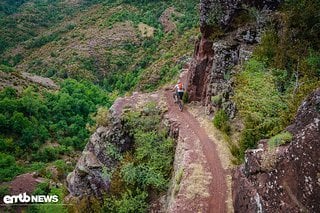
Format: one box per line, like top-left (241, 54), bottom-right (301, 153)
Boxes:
top-left (165, 90), bottom-right (227, 213)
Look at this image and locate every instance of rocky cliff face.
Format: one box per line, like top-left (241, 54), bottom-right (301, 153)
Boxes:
top-left (233, 88), bottom-right (320, 212)
top-left (187, 0), bottom-right (280, 117)
top-left (66, 102), bottom-right (132, 200)
top-left (66, 92), bottom-right (168, 201)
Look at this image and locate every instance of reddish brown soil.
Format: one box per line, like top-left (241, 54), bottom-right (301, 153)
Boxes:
top-left (9, 173), bottom-right (44, 195)
top-left (165, 91), bottom-right (227, 213)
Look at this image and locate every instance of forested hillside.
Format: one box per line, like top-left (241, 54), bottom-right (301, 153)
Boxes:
top-left (1, 0), bottom-right (199, 92)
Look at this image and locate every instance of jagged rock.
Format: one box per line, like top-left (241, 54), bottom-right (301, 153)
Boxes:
top-left (232, 88), bottom-right (320, 212)
top-left (66, 92), bottom-right (168, 201)
top-left (66, 93), bottom-right (142, 199)
top-left (67, 116), bottom-right (129, 198)
top-left (200, 0), bottom-right (242, 36)
top-left (200, 0), bottom-right (281, 35)
top-left (187, 0), bottom-right (280, 118)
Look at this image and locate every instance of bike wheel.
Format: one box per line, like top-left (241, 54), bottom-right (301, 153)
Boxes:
top-left (178, 101), bottom-right (183, 111)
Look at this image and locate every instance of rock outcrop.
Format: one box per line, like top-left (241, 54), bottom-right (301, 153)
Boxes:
top-left (232, 88), bottom-right (320, 212)
top-left (66, 106), bottom-right (132, 199)
top-left (66, 92), bottom-right (168, 201)
top-left (0, 71), bottom-right (59, 91)
top-left (187, 0), bottom-right (280, 117)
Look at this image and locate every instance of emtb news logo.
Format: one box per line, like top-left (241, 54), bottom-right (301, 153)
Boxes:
top-left (3, 193), bottom-right (59, 204)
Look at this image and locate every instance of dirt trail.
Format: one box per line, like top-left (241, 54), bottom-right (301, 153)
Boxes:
top-left (165, 89), bottom-right (227, 212)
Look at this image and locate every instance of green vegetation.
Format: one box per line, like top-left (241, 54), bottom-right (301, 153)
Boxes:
top-left (27, 181), bottom-right (68, 213)
top-left (0, 185), bottom-right (9, 198)
top-left (211, 95), bottom-right (222, 106)
top-left (104, 102), bottom-right (175, 212)
top-left (0, 152), bottom-right (22, 182)
top-left (0, 80), bottom-right (111, 181)
top-left (182, 91), bottom-right (189, 104)
top-left (0, 0), bottom-right (99, 55)
top-left (232, 0), bottom-right (320, 163)
top-left (234, 59), bottom-right (288, 159)
top-left (213, 109), bottom-right (231, 134)
top-left (268, 131), bottom-right (293, 148)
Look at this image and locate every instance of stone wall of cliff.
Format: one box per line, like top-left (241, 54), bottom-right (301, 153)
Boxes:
top-left (187, 0), bottom-right (280, 117)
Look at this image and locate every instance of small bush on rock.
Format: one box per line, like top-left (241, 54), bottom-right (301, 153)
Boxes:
top-left (213, 109), bottom-right (230, 134)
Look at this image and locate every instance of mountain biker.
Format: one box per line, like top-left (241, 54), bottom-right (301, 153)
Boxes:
top-left (173, 80), bottom-right (184, 103)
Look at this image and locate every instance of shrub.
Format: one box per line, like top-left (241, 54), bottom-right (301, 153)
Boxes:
top-left (33, 182), bottom-right (51, 195)
top-left (0, 64), bottom-right (15, 73)
top-left (104, 190), bottom-right (148, 213)
top-left (87, 107), bottom-right (110, 132)
top-left (182, 91), bottom-right (189, 104)
top-left (32, 147), bottom-right (59, 163)
top-left (233, 59), bottom-right (289, 160)
top-left (213, 110), bottom-right (230, 134)
top-left (0, 152), bottom-right (22, 182)
top-left (105, 103), bottom-right (175, 210)
top-left (268, 131), bottom-right (293, 148)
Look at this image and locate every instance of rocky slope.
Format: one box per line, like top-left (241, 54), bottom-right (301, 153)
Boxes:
top-left (233, 88), bottom-right (320, 212)
top-left (0, 71), bottom-right (59, 91)
top-left (187, 0), bottom-right (280, 117)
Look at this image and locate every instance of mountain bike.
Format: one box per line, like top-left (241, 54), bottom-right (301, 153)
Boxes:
top-left (173, 92), bottom-right (183, 112)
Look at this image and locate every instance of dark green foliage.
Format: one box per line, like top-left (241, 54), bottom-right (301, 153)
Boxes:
top-left (0, 185), bottom-right (9, 198)
top-left (104, 103), bottom-right (175, 211)
top-left (104, 190), bottom-right (148, 213)
top-left (213, 110), bottom-right (230, 134)
top-left (26, 32), bottom-right (61, 49)
top-left (182, 91), bottom-right (189, 104)
top-left (32, 181), bottom-right (51, 195)
top-left (234, 60), bottom-right (289, 162)
top-left (0, 64), bottom-right (15, 73)
top-left (306, 50), bottom-right (320, 77)
top-left (0, 152), bottom-right (22, 182)
top-left (0, 80), bottom-right (111, 180)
